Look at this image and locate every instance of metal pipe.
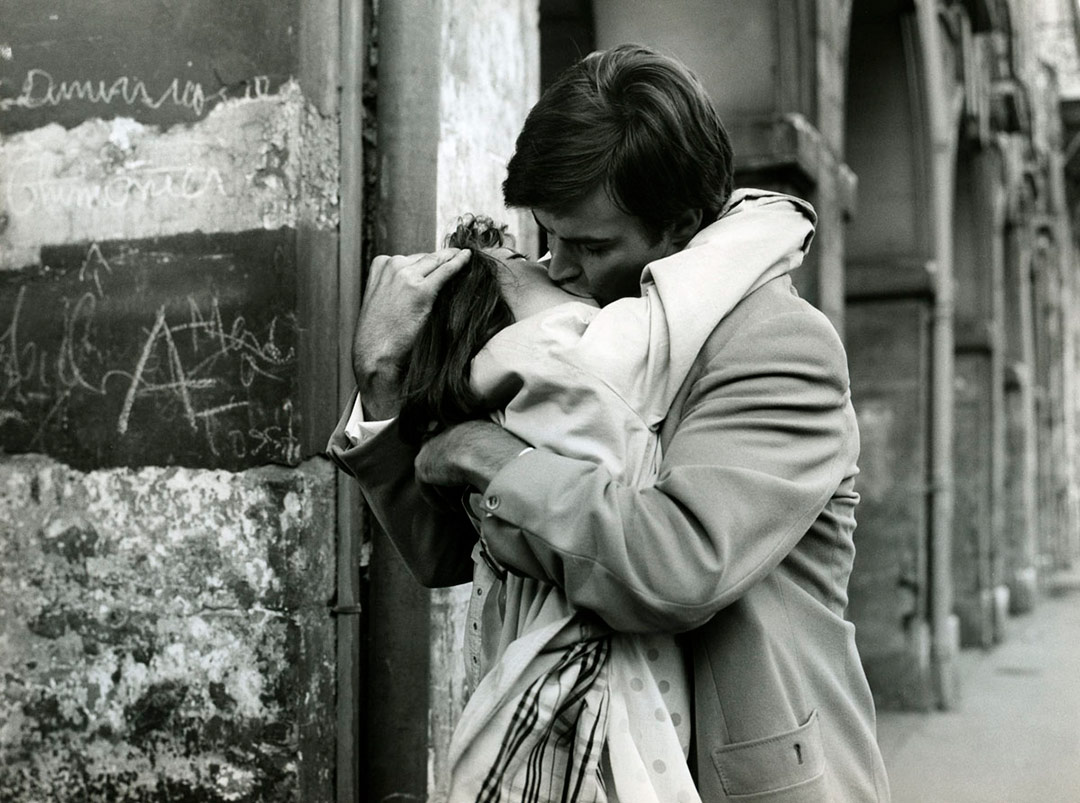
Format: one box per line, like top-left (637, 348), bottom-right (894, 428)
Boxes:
top-left (337, 0), bottom-right (365, 799)
top-left (339, 1), bottom-right (364, 413)
top-left (915, 0), bottom-right (958, 710)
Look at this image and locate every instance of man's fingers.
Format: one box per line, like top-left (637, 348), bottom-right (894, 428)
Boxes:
top-left (365, 248), bottom-right (471, 296)
top-left (408, 247), bottom-right (471, 277)
top-left (425, 248), bottom-right (471, 287)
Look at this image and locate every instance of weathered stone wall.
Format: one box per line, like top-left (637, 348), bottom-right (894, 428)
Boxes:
top-left (0, 2), bottom-right (342, 800)
top-left (436, 0), bottom-right (539, 250)
top-left (0, 455), bottom-right (336, 801)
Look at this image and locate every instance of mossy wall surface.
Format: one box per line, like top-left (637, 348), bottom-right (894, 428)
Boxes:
top-left (0, 455), bottom-right (336, 802)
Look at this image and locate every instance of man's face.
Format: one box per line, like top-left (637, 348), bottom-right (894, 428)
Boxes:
top-left (532, 186), bottom-right (683, 306)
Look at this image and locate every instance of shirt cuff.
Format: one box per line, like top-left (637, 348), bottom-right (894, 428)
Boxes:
top-left (343, 393), bottom-right (393, 446)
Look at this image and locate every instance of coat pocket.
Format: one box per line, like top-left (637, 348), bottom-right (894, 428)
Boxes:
top-left (710, 710), bottom-right (825, 800)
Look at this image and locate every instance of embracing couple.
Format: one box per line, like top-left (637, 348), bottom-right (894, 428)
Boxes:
top-left (328, 44), bottom-right (891, 803)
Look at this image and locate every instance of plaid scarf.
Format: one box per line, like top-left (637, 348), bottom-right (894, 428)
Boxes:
top-left (475, 634), bottom-right (611, 803)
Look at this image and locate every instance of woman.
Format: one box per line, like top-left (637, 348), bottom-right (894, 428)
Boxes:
top-left (396, 192), bottom-right (815, 802)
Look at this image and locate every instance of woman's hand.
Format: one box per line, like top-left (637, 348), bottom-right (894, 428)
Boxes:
top-left (415, 420), bottom-right (529, 491)
top-left (353, 248), bottom-right (471, 418)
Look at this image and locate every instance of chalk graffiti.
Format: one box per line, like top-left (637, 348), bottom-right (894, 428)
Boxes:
top-left (219, 400), bottom-right (299, 464)
top-left (115, 297), bottom-right (295, 437)
top-left (0, 286), bottom-right (32, 397)
top-left (0, 69), bottom-right (274, 117)
top-left (0, 242), bottom-right (298, 465)
top-left (79, 243), bottom-right (112, 298)
top-left (5, 158), bottom-right (229, 215)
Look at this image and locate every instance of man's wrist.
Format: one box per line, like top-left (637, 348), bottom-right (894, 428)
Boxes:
top-left (355, 359), bottom-right (404, 420)
top-left (458, 424), bottom-right (531, 491)
top-left (359, 389), bottom-right (401, 421)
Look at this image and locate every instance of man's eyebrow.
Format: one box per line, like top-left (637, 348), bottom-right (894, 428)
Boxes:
top-left (531, 212), bottom-right (613, 245)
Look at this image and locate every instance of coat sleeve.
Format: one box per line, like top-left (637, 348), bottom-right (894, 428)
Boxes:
top-left (326, 391), bottom-right (476, 588)
top-left (477, 306), bottom-right (859, 633)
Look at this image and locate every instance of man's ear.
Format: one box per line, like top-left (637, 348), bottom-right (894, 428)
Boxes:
top-left (668, 208), bottom-right (704, 247)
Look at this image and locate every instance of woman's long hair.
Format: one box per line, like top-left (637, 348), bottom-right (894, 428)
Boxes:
top-left (397, 215), bottom-right (515, 446)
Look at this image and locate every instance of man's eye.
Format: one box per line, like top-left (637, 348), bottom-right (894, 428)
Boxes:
top-left (582, 244), bottom-right (610, 256)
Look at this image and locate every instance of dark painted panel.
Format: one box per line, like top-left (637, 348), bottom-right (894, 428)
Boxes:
top-left (0, 0), bottom-right (299, 134)
top-left (0, 230), bottom-right (299, 470)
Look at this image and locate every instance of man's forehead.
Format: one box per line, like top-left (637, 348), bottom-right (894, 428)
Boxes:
top-left (532, 190), bottom-right (635, 241)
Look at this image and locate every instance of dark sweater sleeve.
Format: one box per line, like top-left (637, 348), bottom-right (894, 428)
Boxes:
top-left (326, 391), bottom-right (475, 588)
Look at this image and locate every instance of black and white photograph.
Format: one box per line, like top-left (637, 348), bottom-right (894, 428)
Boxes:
top-left (1, 1), bottom-right (1079, 801)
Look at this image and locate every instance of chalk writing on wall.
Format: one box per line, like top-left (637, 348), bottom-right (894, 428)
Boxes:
top-left (6, 160), bottom-right (230, 215)
top-left (0, 0), bottom-right (299, 135)
top-left (0, 86), bottom-right (310, 271)
top-left (0, 231), bottom-right (300, 470)
top-left (0, 71), bottom-right (274, 118)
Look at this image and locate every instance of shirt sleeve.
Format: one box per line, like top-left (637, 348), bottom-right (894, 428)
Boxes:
top-left (476, 306), bottom-right (859, 633)
top-left (342, 392), bottom-right (393, 446)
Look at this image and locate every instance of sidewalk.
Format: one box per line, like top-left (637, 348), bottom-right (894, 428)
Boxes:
top-left (877, 572), bottom-right (1080, 803)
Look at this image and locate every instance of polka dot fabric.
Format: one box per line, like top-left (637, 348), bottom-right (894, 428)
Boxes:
top-left (602, 634), bottom-right (700, 803)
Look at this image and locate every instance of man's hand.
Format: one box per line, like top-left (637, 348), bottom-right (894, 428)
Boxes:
top-left (353, 248), bottom-right (471, 419)
top-left (415, 420), bottom-right (529, 491)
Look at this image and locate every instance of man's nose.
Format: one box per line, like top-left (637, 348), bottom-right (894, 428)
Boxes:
top-left (545, 242), bottom-right (580, 283)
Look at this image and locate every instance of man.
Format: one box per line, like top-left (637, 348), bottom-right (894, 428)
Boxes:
top-left (329, 44), bottom-right (891, 801)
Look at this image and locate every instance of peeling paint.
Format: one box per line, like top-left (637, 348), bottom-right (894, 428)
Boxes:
top-left (299, 103), bottom-right (342, 232)
top-left (0, 455), bottom-right (335, 801)
top-left (0, 83), bottom-right (340, 269)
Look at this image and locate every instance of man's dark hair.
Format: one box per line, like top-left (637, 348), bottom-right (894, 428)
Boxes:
top-left (503, 43), bottom-right (734, 237)
top-left (398, 216), bottom-right (514, 447)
